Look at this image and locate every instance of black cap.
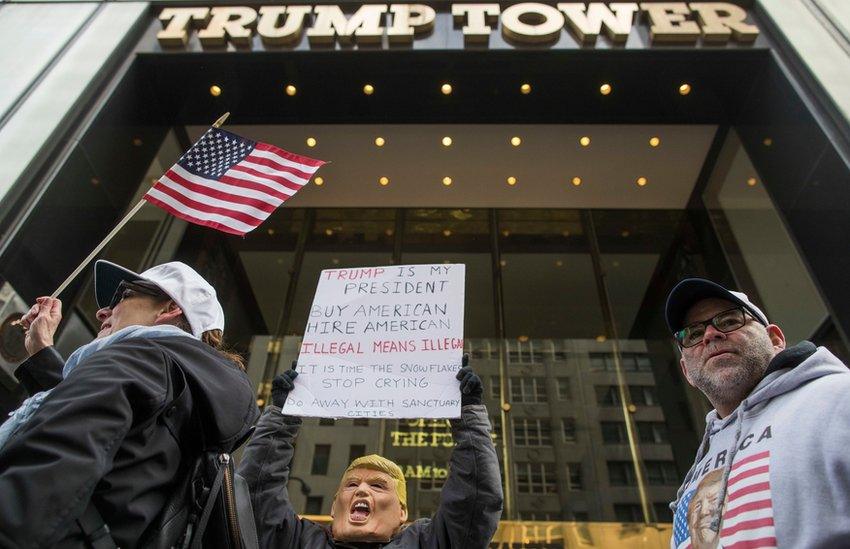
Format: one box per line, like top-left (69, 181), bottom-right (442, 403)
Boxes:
top-left (665, 278), bottom-right (769, 334)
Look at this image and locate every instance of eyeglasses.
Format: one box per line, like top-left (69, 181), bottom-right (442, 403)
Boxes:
top-left (107, 280), bottom-right (165, 309)
top-left (674, 307), bottom-right (756, 348)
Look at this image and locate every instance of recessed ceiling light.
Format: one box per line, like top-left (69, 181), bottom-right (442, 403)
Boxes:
top-left (507, 176), bottom-right (517, 186)
top-left (763, 138), bottom-right (773, 147)
top-left (375, 137), bottom-right (385, 147)
top-left (555, 260), bottom-right (563, 267)
top-left (442, 136), bottom-right (452, 147)
top-left (518, 335), bottom-right (529, 342)
top-left (679, 83), bottom-right (692, 95)
top-left (595, 335), bottom-right (607, 342)
top-left (600, 83), bottom-right (612, 95)
top-left (502, 230), bottom-right (510, 237)
top-left (747, 177), bottom-right (757, 187)
top-left (579, 136), bottom-right (591, 147)
top-left (267, 228), bottom-right (275, 235)
top-left (379, 176), bottom-right (389, 186)
top-left (571, 177), bottom-right (582, 186)
top-left (325, 228), bottom-right (333, 236)
top-left (649, 137), bottom-right (661, 147)
top-left (500, 259), bottom-right (507, 267)
top-left (306, 137), bottom-right (317, 147)
top-left (363, 84), bottom-right (375, 95)
top-left (132, 138), bottom-right (143, 147)
top-left (314, 177), bottom-right (324, 186)
top-left (443, 229), bottom-right (452, 236)
top-left (385, 228), bottom-right (394, 236)
top-left (209, 85), bottom-right (222, 97)
top-left (621, 229), bottom-right (631, 237)
top-left (636, 176), bottom-right (648, 187)
top-left (510, 136), bottom-right (522, 146)
top-left (441, 83), bottom-right (452, 95)
top-left (284, 84), bottom-right (297, 96)
top-left (442, 176), bottom-right (452, 186)
top-left (520, 83), bottom-right (532, 94)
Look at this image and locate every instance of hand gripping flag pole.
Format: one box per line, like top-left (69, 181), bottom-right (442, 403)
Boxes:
top-left (45, 112), bottom-right (326, 300)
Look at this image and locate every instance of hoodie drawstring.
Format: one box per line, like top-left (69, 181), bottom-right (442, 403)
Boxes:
top-left (708, 399), bottom-right (748, 533)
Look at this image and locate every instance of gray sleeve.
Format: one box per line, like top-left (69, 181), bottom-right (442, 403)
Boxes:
top-left (235, 406), bottom-right (306, 548)
top-left (426, 404), bottom-right (504, 548)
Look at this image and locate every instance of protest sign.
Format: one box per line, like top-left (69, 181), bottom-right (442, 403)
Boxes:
top-left (283, 264), bottom-right (465, 419)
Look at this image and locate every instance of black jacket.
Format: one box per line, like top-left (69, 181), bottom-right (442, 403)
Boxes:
top-left (0, 336), bottom-right (259, 548)
top-left (237, 405), bottom-right (503, 548)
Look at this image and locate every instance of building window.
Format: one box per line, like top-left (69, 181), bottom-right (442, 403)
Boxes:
top-left (348, 444), bottom-right (366, 463)
top-left (654, 502), bottom-right (673, 523)
top-left (566, 462), bottom-right (582, 491)
top-left (353, 418), bottom-right (370, 426)
top-left (556, 377), bottom-right (571, 400)
top-left (512, 418), bottom-right (552, 447)
top-left (304, 496), bottom-right (324, 515)
top-left (630, 385), bottom-right (658, 406)
top-left (589, 353), bottom-right (652, 372)
top-left (637, 421), bottom-right (669, 444)
top-left (311, 444), bottom-right (331, 475)
top-left (562, 418), bottom-right (577, 442)
top-left (509, 377), bottom-right (547, 403)
top-left (490, 376), bottom-right (501, 400)
top-left (515, 462), bottom-right (558, 494)
top-left (645, 461), bottom-right (679, 485)
top-left (613, 504), bottom-right (644, 523)
top-left (319, 418), bottom-right (335, 426)
top-left (519, 512), bottom-right (557, 521)
top-left (595, 385), bottom-right (621, 406)
top-left (607, 461), bottom-right (637, 486)
top-left (601, 421), bottom-right (628, 444)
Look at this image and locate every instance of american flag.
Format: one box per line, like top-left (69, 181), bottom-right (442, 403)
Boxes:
top-left (144, 127), bottom-right (324, 236)
top-left (673, 451), bottom-right (775, 549)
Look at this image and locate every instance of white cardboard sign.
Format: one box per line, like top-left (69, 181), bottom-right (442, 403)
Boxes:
top-left (283, 264), bottom-right (465, 419)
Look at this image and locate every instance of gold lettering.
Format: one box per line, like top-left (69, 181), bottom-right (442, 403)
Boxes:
top-left (558, 3), bottom-right (638, 44)
top-left (640, 2), bottom-right (700, 44)
top-left (689, 2), bottom-right (758, 43)
top-left (452, 3), bottom-right (500, 44)
top-left (307, 4), bottom-right (388, 45)
top-left (257, 6), bottom-right (312, 46)
top-left (157, 7), bottom-right (210, 47)
top-left (388, 4), bottom-right (436, 44)
top-left (501, 3), bottom-right (565, 44)
top-left (197, 7), bottom-right (257, 47)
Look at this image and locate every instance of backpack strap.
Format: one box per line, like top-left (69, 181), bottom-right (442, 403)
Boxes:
top-left (189, 454), bottom-right (229, 549)
top-left (75, 502), bottom-right (117, 549)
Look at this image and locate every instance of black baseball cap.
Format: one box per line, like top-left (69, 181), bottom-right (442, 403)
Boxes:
top-left (665, 278), bottom-right (769, 334)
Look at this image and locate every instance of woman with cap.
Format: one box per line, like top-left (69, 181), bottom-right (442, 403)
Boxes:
top-left (0, 260), bottom-right (259, 548)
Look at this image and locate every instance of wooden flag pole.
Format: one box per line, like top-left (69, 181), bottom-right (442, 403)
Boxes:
top-left (46, 112), bottom-right (232, 300)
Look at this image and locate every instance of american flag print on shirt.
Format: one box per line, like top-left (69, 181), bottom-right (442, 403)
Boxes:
top-left (144, 127), bottom-right (325, 236)
top-left (673, 450), bottom-right (776, 549)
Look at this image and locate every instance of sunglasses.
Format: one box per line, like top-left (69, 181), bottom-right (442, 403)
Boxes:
top-left (674, 307), bottom-right (758, 348)
top-left (107, 280), bottom-right (166, 309)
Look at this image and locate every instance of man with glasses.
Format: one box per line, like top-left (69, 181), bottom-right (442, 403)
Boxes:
top-left (665, 278), bottom-right (850, 549)
top-left (0, 260), bottom-right (259, 548)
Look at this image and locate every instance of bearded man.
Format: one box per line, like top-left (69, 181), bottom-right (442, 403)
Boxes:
top-left (666, 278), bottom-right (850, 548)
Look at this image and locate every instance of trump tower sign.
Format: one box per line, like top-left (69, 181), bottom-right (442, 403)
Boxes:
top-left (157, 2), bottom-right (759, 50)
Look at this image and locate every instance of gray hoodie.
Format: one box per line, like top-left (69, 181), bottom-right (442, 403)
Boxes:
top-left (670, 342), bottom-right (850, 548)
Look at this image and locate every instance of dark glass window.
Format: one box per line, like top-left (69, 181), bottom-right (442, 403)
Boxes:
top-left (510, 377), bottom-right (547, 403)
top-left (557, 377), bottom-right (572, 400)
top-left (607, 461), bottom-right (637, 486)
top-left (311, 444), bottom-right (331, 475)
top-left (567, 463), bottom-right (582, 490)
top-left (353, 418), bottom-right (370, 426)
top-left (348, 444), bottom-right (366, 463)
top-left (516, 462), bottom-right (558, 494)
top-left (645, 461), bottom-right (678, 485)
top-left (305, 496), bottom-right (324, 515)
top-left (512, 418), bottom-right (552, 447)
top-left (601, 421), bottom-right (627, 444)
top-left (613, 504), bottom-right (643, 523)
top-left (562, 418), bottom-right (577, 442)
top-left (637, 422), bottom-right (669, 444)
top-left (319, 418), bottom-right (335, 426)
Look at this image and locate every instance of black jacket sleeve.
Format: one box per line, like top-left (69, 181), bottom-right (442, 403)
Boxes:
top-left (0, 340), bottom-right (171, 548)
top-left (425, 404), bottom-right (503, 548)
top-left (14, 346), bottom-right (64, 394)
top-left (236, 406), bottom-right (312, 548)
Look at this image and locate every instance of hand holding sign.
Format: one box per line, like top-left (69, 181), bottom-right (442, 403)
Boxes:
top-left (283, 264), bottom-right (465, 419)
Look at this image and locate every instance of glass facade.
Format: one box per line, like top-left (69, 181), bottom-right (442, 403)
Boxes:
top-left (10, 123), bottom-right (837, 535)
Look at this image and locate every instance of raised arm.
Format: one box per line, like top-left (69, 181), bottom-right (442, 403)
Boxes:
top-left (428, 362), bottom-right (503, 548)
top-left (236, 369), bottom-right (309, 548)
top-left (15, 297), bottom-right (65, 393)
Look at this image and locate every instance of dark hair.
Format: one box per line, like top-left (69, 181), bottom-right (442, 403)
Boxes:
top-left (152, 295), bottom-right (246, 371)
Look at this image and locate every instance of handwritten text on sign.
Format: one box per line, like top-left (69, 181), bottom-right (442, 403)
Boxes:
top-left (283, 264), bottom-right (465, 419)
